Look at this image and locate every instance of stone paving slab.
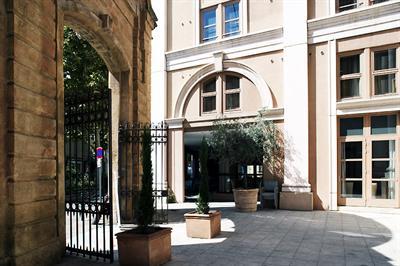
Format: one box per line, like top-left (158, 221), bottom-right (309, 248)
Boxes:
top-left (59, 203), bottom-right (400, 266)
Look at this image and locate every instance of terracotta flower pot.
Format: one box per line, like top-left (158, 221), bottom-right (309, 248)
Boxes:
top-left (184, 210), bottom-right (221, 239)
top-left (233, 188), bottom-right (259, 212)
top-left (116, 227), bottom-right (171, 266)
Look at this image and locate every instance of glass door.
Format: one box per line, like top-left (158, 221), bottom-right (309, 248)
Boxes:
top-left (366, 115), bottom-right (399, 207)
top-left (367, 140), bottom-right (396, 206)
top-left (338, 114), bottom-right (400, 207)
top-left (338, 117), bottom-right (366, 206)
top-left (338, 141), bottom-right (366, 206)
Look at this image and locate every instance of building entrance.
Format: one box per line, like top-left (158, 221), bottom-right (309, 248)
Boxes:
top-left (338, 114), bottom-right (399, 207)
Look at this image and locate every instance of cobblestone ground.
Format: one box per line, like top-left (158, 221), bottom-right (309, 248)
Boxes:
top-left (59, 202), bottom-right (400, 266)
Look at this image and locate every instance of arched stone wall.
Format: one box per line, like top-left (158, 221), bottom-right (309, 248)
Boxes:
top-left (0, 1), bottom-right (156, 265)
top-left (174, 61), bottom-right (274, 118)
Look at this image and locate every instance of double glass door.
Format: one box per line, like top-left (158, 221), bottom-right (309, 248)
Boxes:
top-left (338, 114), bottom-right (399, 207)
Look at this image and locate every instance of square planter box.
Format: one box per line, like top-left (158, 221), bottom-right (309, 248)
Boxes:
top-left (116, 227), bottom-right (171, 266)
top-left (184, 210), bottom-right (221, 239)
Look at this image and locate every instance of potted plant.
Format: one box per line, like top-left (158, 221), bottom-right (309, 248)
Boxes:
top-left (184, 138), bottom-right (221, 239)
top-left (208, 116), bottom-right (280, 212)
top-left (116, 128), bottom-right (171, 266)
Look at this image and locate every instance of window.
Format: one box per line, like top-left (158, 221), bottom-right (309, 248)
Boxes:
top-left (371, 0), bottom-right (389, 4)
top-left (371, 140), bottom-right (395, 199)
top-left (201, 8), bottom-right (217, 42)
top-left (341, 141), bottom-right (363, 198)
top-left (200, 74), bottom-right (242, 115)
top-left (340, 117), bottom-right (364, 136)
top-left (224, 2), bottom-right (240, 37)
top-left (373, 48), bottom-right (397, 95)
top-left (199, 1), bottom-right (241, 43)
top-left (201, 78), bottom-right (217, 113)
top-left (338, 0), bottom-right (392, 12)
top-left (225, 75), bottom-right (240, 110)
top-left (340, 54), bottom-right (361, 99)
top-left (338, 0), bottom-right (360, 12)
top-left (371, 115), bottom-right (397, 134)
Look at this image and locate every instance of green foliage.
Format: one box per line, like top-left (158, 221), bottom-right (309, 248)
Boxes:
top-left (63, 27), bottom-right (108, 97)
top-left (63, 27), bottom-right (109, 150)
top-left (207, 115), bottom-right (281, 188)
top-left (136, 128), bottom-right (154, 230)
top-left (167, 188), bottom-right (177, 204)
top-left (196, 138), bottom-right (210, 214)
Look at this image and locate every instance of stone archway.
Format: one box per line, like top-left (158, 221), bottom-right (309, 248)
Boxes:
top-left (0, 1), bottom-right (156, 265)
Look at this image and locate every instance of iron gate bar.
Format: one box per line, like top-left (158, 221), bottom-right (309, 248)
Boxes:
top-left (65, 88), bottom-right (113, 262)
top-left (118, 122), bottom-right (169, 225)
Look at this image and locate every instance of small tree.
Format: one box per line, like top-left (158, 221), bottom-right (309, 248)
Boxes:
top-left (207, 116), bottom-right (280, 189)
top-left (196, 138), bottom-right (210, 214)
top-left (135, 128), bottom-right (154, 232)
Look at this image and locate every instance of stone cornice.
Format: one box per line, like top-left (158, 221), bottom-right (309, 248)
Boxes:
top-left (165, 28), bottom-right (283, 70)
top-left (308, 1), bottom-right (400, 43)
top-left (336, 95), bottom-right (400, 115)
top-left (258, 107), bottom-right (284, 120)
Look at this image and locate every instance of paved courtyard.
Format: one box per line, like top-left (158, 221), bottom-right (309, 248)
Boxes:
top-left (59, 203), bottom-right (400, 266)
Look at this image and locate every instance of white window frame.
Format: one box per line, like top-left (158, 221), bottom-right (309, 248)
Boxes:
top-left (200, 6), bottom-right (217, 43)
top-left (371, 46), bottom-right (398, 96)
top-left (223, 74), bottom-right (241, 112)
top-left (339, 52), bottom-right (362, 100)
top-left (201, 77), bottom-right (217, 114)
top-left (223, 1), bottom-right (240, 38)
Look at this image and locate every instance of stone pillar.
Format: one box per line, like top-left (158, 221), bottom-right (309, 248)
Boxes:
top-left (166, 118), bottom-right (185, 203)
top-left (280, 0), bottom-right (313, 210)
top-left (3, 1), bottom-right (65, 265)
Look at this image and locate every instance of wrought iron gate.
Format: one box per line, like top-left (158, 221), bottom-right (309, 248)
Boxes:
top-left (65, 88), bottom-right (113, 262)
top-left (118, 122), bottom-right (169, 224)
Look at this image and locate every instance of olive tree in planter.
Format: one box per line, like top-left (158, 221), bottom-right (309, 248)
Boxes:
top-left (184, 138), bottom-right (221, 239)
top-left (116, 128), bottom-right (171, 266)
top-left (208, 117), bottom-right (280, 212)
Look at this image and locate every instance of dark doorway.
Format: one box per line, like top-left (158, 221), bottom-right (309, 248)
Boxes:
top-left (184, 131), bottom-right (234, 202)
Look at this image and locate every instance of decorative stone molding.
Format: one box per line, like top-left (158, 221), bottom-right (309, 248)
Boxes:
top-left (166, 27), bottom-right (283, 71)
top-left (213, 52), bottom-right (224, 72)
top-left (336, 95), bottom-right (400, 115)
top-left (258, 107), bottom-right (284, 120)
top-left (308, 1), bottom-right (400, 44)
top-left (173, 60), bottom-right (273, 118)
top-left (165, 118), bottom-right (186, 129)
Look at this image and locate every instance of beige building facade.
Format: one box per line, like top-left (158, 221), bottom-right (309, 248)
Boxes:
top-left (151, 0), bottom-right (400, 210)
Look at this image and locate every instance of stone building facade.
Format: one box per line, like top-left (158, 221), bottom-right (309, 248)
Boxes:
top-left (151, 0), bottom-right (400, 210)
top-left (0, 0), bottom-right (156, 265)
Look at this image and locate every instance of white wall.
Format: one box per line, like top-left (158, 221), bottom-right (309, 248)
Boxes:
top-left (151, 0), bottom-right (167, 122)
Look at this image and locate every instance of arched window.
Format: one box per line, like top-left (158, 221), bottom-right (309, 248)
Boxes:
top-left (201, 77), bottom-right (217, 113)
top-left (200, 73), bottom-right (241, 115)
top-left (225, 75), bottom-right (240, 110)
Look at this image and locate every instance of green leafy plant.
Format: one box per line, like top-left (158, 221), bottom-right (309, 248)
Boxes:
top-left (135, 128), bottom-right (154, 231)
top-left (196, 138), bottom-right (210, 214)
top-left (207, 115), bottom-right (281, 189)
top-left (63, 26), bottom-right (108, 97)
top-left (167, 188), bottom-right (177, 203)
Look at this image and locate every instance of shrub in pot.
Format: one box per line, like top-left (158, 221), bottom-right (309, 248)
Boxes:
top-left (208, 116), bottom-right (280, 212)
top-left (116, 128), bottom-right (171, 266)
top-left (184, 138), bottom-right (221, 239)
